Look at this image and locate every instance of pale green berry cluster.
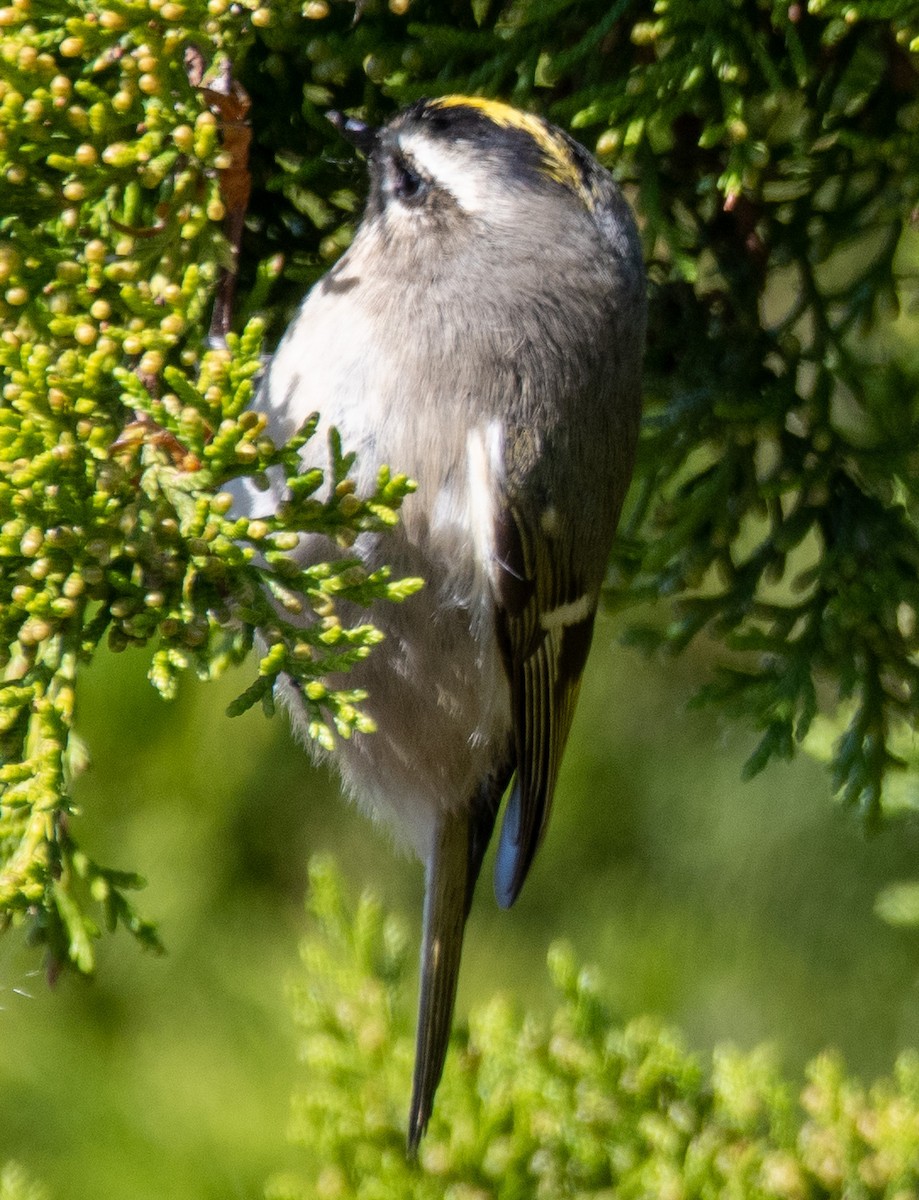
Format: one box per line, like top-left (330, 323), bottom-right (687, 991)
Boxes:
top-left (271, 857), bottom-right (919, 1199)
top-left (0, 0), bottom-right (417, 974)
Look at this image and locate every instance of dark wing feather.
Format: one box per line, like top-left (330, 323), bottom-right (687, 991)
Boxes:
top-left (492, 502), bottom-right (597, 909)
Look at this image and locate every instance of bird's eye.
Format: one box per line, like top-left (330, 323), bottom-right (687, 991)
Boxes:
top-left (391, 158), bottom-right (429, 206)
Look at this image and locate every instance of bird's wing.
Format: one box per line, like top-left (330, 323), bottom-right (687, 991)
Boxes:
top-left (492, 500), bottom-right (598, 909)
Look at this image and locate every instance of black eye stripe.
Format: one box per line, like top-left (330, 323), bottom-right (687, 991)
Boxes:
top-left (386, 153), bottom-right (431, 206)
top-left (395, 160), bottom-right (425, 201)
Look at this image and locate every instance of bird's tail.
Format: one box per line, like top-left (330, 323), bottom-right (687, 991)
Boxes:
top-left (407, 810), bottom-right (471, 1154)
top-left (407, 753), bottom-right (513, 1153)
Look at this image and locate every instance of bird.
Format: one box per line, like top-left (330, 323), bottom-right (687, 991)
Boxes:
top-left (248, 94), bottom-right (646, 1150)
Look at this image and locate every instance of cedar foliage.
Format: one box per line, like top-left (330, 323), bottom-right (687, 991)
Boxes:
top-left (3, 0), bottom-right (919, 1190)
top-left (279, 858), bottom-right (919, 1199)
top-left (2, 1), bottom-right (919, 1184)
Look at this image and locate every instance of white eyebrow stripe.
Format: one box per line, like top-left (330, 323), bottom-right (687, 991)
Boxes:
top-left (539, 593), bottom-right (594, 630)
top-left (396, 131), bottom-right (493, 214)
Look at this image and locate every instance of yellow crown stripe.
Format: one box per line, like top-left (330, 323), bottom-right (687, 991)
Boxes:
top-left (430, 95), bottom-right (587, 201)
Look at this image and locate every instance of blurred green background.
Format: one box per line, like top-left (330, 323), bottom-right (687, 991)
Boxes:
top-left (2, 620), bottom-right (919, 1199)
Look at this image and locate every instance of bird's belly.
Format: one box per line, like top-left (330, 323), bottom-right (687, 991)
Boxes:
top-left (280, 525), bottom-right (512, 862)
top-left (259, 314), bottom-right (513, 858)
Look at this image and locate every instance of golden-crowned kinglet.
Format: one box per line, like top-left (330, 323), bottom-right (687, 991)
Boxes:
top-left (252, 95), bottom-right (646, 1149)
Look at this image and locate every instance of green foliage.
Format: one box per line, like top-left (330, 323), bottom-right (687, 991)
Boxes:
top-left (0, 0), bottom-right (417, 974)
top-left (4, 2), bottom-right (919, 1191)
top-left (0, 1164), bottom-right (46, 1200)
top-left (269, 857), bottom-right (919, 1199)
